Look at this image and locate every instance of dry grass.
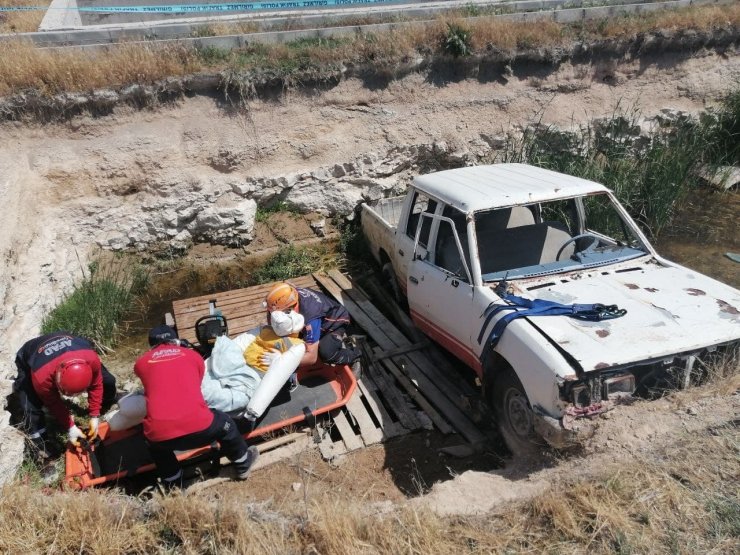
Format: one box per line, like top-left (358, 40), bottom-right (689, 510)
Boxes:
top-left (0, 0), bottom-right (47, 34)
top-left (1, 408), bottom-right (737, 553)
top-left (594, 3), bottom-right (740, 37)
top-left (0, 4), bottom-right (738, 98)
top-left (0, 41), bottom-right (201, 96)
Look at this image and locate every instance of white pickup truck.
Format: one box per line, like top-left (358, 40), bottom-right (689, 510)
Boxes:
top-left (361, 163), bottom-right (740, 453)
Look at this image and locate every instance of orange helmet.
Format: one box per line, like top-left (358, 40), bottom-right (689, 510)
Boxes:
top-left (264, 282), bottom-right (299, 312)
top-left (55, 359), bottom-right (93, 396)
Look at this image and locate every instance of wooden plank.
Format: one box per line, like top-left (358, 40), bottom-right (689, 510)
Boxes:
top-left (331, 410), bottom-right (363, 452)
top-left (172, 275), bottom-right (319, 333)
top-left (346, 392), bottom-right (384, 446)
top-left (324, 273), bottom-right (483, 442)
top-left (389, 353), bottom-right (484, 444)
top-left (255, 432), bottom-right (309, 452)
top-left (327, 270), bottom-right (479, 417)
top-left (317, 425), bottom-right (347, 462)
top-left (214, 432), bottom-right (312, 471)
top-left (172, 275), bottom-right (317, 310)
top-left (356, 378), bottom-right (402, 439)
top-left (360, 343), bottom-right (422, 431)
top-left (374, 341), bottom-right (431, 361)
top-left (376, 351), bottom-right (454, 435)
top-left (251, 435), bottom-right (314, 471)
top-left (360, 275), bottom-right (427, 344)
top-left (313, 273), bottom-right (400, 351)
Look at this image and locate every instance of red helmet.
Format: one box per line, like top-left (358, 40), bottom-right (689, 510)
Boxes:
top-left (55, 359), bottom-right (93, 395)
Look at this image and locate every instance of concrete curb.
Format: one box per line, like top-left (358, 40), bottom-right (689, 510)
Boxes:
top-left (1, 0), bottom-right (732, 48)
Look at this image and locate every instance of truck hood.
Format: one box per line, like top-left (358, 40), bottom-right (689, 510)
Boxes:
top-left (521, 262), bottom-right (740, 372)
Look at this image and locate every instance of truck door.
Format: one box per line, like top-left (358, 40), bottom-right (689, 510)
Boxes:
top-left (395, 190), bottom-right (438, 293)
top-left (407, 209), bottom-right (478, 370)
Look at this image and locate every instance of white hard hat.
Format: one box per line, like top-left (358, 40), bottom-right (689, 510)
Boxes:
top-left (270, 310), bottom-right (305, 337)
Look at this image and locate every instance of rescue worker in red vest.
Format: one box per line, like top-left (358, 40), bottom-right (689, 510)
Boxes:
top-left (8, 331), bottom-right (118, 459)
top-left (134, 325), bottom-right (259, 488)
top-left (264, 283), bottom-right (361, 368)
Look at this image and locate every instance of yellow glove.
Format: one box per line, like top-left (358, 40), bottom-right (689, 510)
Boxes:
top-left (87, 417), bottom-right (100, 441)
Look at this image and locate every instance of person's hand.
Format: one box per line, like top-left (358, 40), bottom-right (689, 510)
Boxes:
top-left (68, 424), bottom-right (86, 447)
top-left (260, 348), bottom-right (281, 368)
top-left (87, 417), bottom-right (99, 441)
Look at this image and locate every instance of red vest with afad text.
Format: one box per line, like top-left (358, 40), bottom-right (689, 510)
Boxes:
top-left (134, 344), bottom-right (214, 442)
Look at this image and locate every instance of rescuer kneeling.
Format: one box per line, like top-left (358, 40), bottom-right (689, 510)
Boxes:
top-left (8, 331), bottom-right (118, 460)
top-left (134, 325), bottom-right (259, 489)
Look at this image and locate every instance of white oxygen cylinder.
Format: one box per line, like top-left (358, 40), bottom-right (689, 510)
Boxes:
top-left (106, 392), bottom-right (147, 431)
top-left (244, 342), bottom-right (305, 419)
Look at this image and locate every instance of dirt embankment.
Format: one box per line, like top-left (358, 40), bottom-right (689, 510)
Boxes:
top-left (1, 46), bottom-right (738, 365)
top-left (0, 29), bottom-right (738, 519)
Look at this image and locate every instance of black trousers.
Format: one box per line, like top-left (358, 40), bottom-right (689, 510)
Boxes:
top-left (7, 365), bottom-right (117, 439)
top-left (318, 329), bottom-right (361, 365)
top-left (147, 409), bottom-right (249, 481)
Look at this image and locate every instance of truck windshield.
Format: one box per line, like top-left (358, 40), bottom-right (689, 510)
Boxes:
top-left (477, 193), bottom-right (649, 281)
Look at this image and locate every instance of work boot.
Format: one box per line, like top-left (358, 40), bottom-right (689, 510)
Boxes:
top-left (235, 446), bottom-right (260, 480)
top-left (348, 334), bottom-right (367, 349)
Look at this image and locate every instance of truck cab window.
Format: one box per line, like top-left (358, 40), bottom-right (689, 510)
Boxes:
top-left (406, 191), bottom-right (437, 247)
top-left (434, 206), bottom-right (470, 281)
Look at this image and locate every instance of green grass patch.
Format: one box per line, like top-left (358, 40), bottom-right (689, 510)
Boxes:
top-left (251, 245), bottom-right (329, 284)
top-left (254, 201), bottom-right (302, 223)
top-left (41, 259), bottom-right (149, 353)
top-left (707, 494), bottom-right (740, 539)
top-left (285, 36), bottom-right (350, 50)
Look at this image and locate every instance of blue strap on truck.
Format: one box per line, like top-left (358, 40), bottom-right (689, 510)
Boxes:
top-left (481, 291), bottom-right (627, 350)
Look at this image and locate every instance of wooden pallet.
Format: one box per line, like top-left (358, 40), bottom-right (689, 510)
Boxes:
top-left (316, 375), bottom-right (424, 463)
top-left (171, 274), bottom-right (319, 344)
top-left (314, 270), bottom-right (487, 447)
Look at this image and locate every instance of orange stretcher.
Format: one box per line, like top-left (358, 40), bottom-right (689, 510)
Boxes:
top-left (65, 363), bottom-right (356, 489)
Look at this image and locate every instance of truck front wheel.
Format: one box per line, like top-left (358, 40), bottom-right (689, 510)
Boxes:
top-left (491, 368), bottom-right (544, 459)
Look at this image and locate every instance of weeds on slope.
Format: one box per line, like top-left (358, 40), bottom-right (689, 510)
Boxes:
top-left (1, 4), bottom-right (739, 97)
top-left (497, 89), bottom-right (740, 238)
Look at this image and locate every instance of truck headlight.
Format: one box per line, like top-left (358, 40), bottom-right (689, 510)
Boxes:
top-left (602, 373), bottom-right (635, 400)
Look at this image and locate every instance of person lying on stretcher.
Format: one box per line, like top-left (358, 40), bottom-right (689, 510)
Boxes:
top-left (106, 311), bottom-right (305, 431)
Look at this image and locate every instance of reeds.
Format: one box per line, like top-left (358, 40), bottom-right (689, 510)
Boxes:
top-left (41, 258), bottom-right (148, 353)
top-left (497, 90), bottom-right (740, 238)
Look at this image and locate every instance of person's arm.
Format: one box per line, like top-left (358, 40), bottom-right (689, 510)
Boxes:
top-left (299, 318), bottom-right (322, 367)
top-left (86, 353), bottom-right (104, 418)
top-left (300, 342), bottom-right (319, 366)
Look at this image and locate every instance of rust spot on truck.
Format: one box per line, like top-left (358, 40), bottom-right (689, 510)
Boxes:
top-left (717, 299), bottom-right (740, 315)
top-left (624, 283), bottom-right (639, 290)
top-left (596, 329), bottom-right (610, 338)
top-left (645, 287), bottom-right (659, 293)
top-left (685, 288), bottom-right (706, 296)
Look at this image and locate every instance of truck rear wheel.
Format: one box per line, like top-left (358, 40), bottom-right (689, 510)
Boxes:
top-left (491, 368), bottom-right (544, 460)
top-left (382, 262), bottom-right (403, 305)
